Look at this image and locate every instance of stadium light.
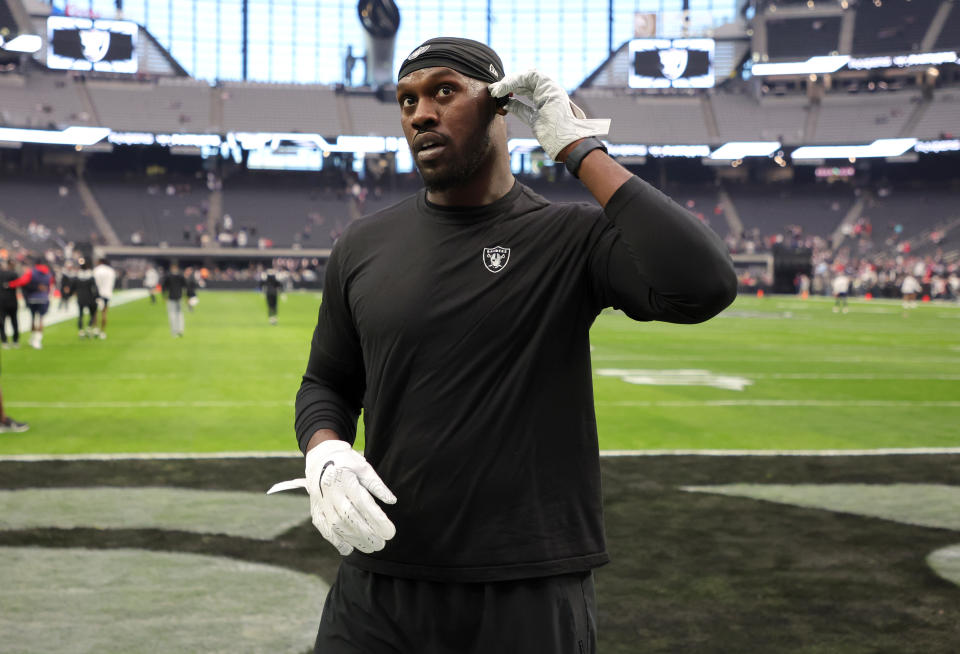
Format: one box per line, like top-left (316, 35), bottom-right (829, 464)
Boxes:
top-left (0, 126), bottom-right (111, 146)
top-left (1, 34), bottom-right (43, 53)
top-left (791, 138), bottom-right (918, 161)
top-left (709, 141), bottom-right (781, 160)
top-left (751, 55), bottom-right (850, 76)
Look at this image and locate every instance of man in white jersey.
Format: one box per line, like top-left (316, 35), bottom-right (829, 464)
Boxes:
top-left (93, 258), bottom-right (117, 339)
top-left (832, 270), bottom-right (851, 313)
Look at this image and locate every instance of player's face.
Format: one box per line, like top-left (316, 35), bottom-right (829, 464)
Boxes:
top-left (397, 67), bottom-right (497, 192)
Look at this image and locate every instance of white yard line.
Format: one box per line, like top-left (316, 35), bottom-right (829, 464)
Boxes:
top-left (598, 399), bottom-right (960, 407)
top-left (3, 448), bottom-right (960, 462)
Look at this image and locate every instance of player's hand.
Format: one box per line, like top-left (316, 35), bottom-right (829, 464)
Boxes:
top-left (488, 69), bottom-right (610, 160)
top-left (303, 439), bottom-right (397, 556)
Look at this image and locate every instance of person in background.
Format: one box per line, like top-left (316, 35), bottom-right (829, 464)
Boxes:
top-left (162, 264), bottom-right (187, 337)
top-left (260, 268), bottom-right (283, 325)
top-left (901, 273), bottom-right (922, 315)
top-left (184, 266), bottom-right (199, 312)
top-left (93, 258), bottom-right (116, 339)
top-left (58, 261), bottom-right (77, 312)
top-left (6, 256), bottom-right (53, 349)
top-left (0, 260), bottom-right (21, 349)
top-left (73, 262), bottom-right (99, 338)
top-left (832, 270), bottom-right (851, 314)
top-left (0, 379), bottom-right (28, 433)
top-left (144, 265), bottom-right (160, 304)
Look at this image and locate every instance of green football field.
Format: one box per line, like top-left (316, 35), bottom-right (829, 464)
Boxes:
top-left (2, 291), bottom-right (959, 653)
top-left (1, 290), bottom-right (958, 455)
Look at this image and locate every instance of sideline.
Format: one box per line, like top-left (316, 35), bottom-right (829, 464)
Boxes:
top-left (3, 447), bottom-right (960, 462)
top-left (16, 289), bottom-right (149, 331)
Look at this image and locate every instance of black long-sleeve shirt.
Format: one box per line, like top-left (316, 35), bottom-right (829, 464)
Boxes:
top-left (296, 176), bottom-right (736, 582)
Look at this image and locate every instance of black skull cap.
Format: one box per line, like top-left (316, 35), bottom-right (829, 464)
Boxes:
top-left (398, 37), bottom-right (504, 84)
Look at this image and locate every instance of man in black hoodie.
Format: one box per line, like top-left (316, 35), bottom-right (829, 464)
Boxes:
top-left (282, 37), bottom-right (737, 654)
top-left (161, 264), bottom-right (188, 337)
top-left (0, 260), bottom-right (20, 348)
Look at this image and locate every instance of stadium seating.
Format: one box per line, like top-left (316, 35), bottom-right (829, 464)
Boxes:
top-left (574, 90), bottom-right (711, 144)
top-left (0, 174), bottom-right (99, 245)
top-left (726, 183), bottom-right (855, 243)
top-left (84, 77), bottom-right (212, 133)
top-left (220, 176), bottom-right (344, 248)
top-left (766, 15), bottom-right (842, 60)
top-left (0, 73), bottom-right (91, 128)
top-left (86, 174), bottom-right (211, 246)
top-left (933, 3), bottom-right (960, 49)
top-left (858, 186), bottom-right (959, 252)
top-left (221, 82), bottom-right (342, 135)
top-left (344, 94), bottom-right (404, 138)
top-left (851, 0), bottom-right (940, 56)
top-left (711, 92), bottom-right (808, 144)
top-left (911, 90), bottom-right (960, 139)
top-left (813, 91), bottom-right (919, 143)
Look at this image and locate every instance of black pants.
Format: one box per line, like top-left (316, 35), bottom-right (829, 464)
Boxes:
top-left (0, 304), bottom-right (17, 343)
top-left (78, 302), bottom-right (97, 329)
top-left (315, 563), bottom-right (597, 654)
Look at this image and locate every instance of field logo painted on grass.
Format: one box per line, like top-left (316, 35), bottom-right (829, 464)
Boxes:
top-left (596, 368), bottom-right (753, 391)
top-left (682, 483), bottom-right (960, 588)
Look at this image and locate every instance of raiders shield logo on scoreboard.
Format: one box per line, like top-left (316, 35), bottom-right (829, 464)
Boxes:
top-left (80, 29), bottom-right (111, 63)
top-left (658, 47), bottom-right (689, 81)
top-left (482, 246), bottom-right (510, 273)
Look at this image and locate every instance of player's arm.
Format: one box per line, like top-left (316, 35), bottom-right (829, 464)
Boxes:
top-left (489, 70), bottom-right (736, 323)
top-left (289, 241), bottom-right (397, 556)
top-left (6, 269), bottom-right (31, 289)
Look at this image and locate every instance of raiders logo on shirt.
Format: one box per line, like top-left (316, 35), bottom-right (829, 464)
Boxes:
top-left (482, 247), bottom-right (510, 273)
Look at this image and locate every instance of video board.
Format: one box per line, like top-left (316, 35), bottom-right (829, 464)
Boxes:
top-left (628, 38), bottom-right (714, 89)
top-left (47, 16), bottom-right (137, 73)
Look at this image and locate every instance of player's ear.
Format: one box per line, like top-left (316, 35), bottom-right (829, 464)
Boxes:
top-left (495, 93), bottom-right (510, 116)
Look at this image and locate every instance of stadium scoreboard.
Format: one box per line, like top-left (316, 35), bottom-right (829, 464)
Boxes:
top-left (628, 38), bottom-right (715, 89)
top-left (47, 16), bottom-right (137, 73)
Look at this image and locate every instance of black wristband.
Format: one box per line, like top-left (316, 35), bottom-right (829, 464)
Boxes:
top-left (564, 137), bottom-right (607, 179)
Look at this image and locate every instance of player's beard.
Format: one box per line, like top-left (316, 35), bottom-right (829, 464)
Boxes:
top-left (417, 114), bottom-right (495, 193)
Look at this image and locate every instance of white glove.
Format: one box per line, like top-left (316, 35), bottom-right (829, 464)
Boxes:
top-left (488, 69), bottom-right (611, 160)
top-left (268, 440), bottom-right (397, 555)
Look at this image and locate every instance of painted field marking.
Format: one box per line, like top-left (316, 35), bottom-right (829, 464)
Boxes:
top-left (598, 399), bottom-right (960, 408)
top-left (595, 368), bottom-right (753, 391)
top-left (4, 448), bottom-right (960, 462)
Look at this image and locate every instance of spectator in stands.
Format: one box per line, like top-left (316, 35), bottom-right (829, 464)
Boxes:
top-left (6, 256), bottom-right (53, 349)
top-left (93, 258), bottom-right (116, 339)
top-left (73, 262), bottom-right (99, 338)
top-left (161, 264), bottom-right (187, 337)
top-left (283, 38), bottom-right (736, 653)
top-left (0, 260), bottom-right (21, 349)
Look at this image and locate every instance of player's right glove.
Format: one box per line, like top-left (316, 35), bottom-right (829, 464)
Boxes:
top-left (269, 439), bottom-right (397, 555)
top-left (488, 68), bottom-right (610, 160)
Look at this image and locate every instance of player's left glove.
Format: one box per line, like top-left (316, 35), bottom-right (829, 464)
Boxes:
top-left (488, 69), bottom-right (610, 160)
top-left (268, 440), bottom-right (397, 556)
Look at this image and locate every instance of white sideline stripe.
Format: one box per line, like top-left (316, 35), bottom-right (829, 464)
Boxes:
top-left (598, 400), bottom-right (960, 408)
top-left (3, 448), bottom-right (960, 462)
top-left (17, 289), bottom-right (149, 331)
top-left (8, 401), bottom-right (290, 408)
